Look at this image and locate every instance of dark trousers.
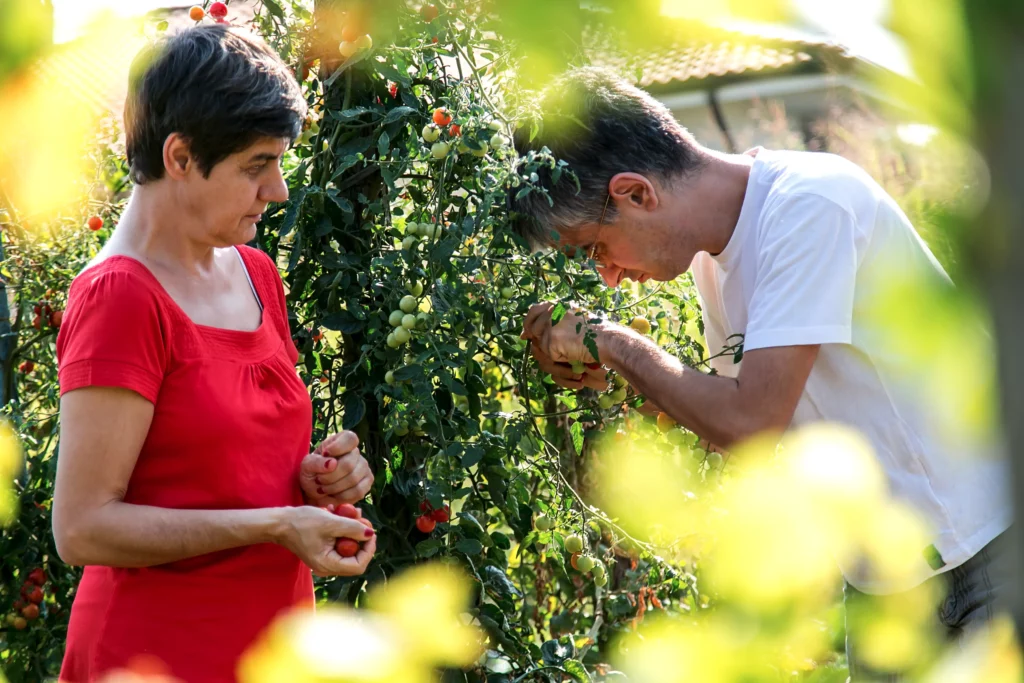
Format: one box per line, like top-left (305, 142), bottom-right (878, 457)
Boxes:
top-left (844, 531), bottom-right (1011, 682)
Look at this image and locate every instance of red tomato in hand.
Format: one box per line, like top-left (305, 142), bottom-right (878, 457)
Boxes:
top-left (334, 503), bottom-right (361, 519)
top-left (335, 538), bottom-right (360, 557)
top-left (416, 514), bottom-right (436, 533)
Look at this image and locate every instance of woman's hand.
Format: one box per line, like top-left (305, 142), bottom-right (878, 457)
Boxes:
top-left (530, 344), bottom-right (610, 392)
top-left (299, 431), bottom-right (374, 507)
top-left (274, 505), bottom-right (376, 577)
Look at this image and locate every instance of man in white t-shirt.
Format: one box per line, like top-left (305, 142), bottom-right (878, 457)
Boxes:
top-left (513, 66), bottom-right (1011, 680)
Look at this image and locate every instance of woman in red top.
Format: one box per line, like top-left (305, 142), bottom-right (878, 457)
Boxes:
top-left (52, 26), bottom-right (375, 682)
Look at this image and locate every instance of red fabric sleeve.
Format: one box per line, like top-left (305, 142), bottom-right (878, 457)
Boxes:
top-left (57, 266), bottom-right (170, 403)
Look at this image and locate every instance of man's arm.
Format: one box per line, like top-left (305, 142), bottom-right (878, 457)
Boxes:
top-left (597, 323), bottom-right (818, 449)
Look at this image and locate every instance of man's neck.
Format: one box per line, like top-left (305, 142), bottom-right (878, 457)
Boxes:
top-left (685, 150), bottom-right (754, 257)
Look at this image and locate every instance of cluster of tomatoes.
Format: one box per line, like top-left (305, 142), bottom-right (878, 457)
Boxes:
top-left (5, 568), bottom-right (46, 631)
top-left (189, 2), bottom-right (229, 24)
top-left (329, 503), bottom-right (374, 558)
top-left (534, 515), bottom-right (609, 587)
top-left (422, 107), bottom-right (508, 162)
top-left (416, 500), bottom-right (450, 534)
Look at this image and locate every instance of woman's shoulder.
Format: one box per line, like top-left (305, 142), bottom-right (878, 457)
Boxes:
top-left (68, 255), bottom-right (168, 314)
top-left (235, 245), bottom-right (280, 281)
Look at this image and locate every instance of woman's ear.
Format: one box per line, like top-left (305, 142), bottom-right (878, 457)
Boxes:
top-left (608, 172), bottom-right (659, 213)
top-left (163, 133), bottom-right (192, 180)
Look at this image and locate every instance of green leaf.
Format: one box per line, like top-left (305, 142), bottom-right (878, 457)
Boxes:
top-left (377, 130), bottom-right (390, 157)
top-left (331, 106), bottom-right (375, 121)
top-left (561, 660), bottom-right (592, 683)
top-left (382, 106), bottom-right (416, 124)
top-left (393, 364), bottom-right (422, 381)
top-left (342, 394), bottom-right (366, 430)
top-left (455, 538), bottom-right (484, 555)
top-left (321, 311), bottom-right (364, 334)
top-left (334, 135), bottom-right (374, 158)
top-left (279, 187), bottom-right (308, 238)
top-left (461, 446), bottom-right (484, 468)
top-left (330, 155), bottom-right (361, 182)
top-left (570, 421), bottom-right (584, 455)
top-left (541, 638), bottom-right (574, 666)
top-left (416, 539), bottom-right (443, 557)
top-left (261, 0), bottom-right (285, 19)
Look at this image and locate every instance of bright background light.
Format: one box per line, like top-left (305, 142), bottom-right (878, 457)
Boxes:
top-left (51, 0), bottom-right (177, 43)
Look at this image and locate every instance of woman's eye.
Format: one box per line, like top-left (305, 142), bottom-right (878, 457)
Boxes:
top-left (247, 166), bottom-right (264, 176)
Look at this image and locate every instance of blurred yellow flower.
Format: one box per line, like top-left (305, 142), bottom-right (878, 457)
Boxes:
top-left (0, 420), bottom-right (22, 525)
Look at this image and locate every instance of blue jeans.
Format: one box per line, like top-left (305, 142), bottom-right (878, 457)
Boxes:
top-left (844, 531), bottom-right (1010, 682)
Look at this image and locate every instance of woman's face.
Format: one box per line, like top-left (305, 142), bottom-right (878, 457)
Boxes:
top-left (175, 136), bottom-right (291, 247)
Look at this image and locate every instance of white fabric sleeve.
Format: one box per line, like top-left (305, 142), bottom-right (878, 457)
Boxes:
top-left (744, 193), bottom-right (859, 351)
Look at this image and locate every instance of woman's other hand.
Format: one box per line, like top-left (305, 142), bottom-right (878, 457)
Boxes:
top-left (299, 431), bottom-right (374, 506)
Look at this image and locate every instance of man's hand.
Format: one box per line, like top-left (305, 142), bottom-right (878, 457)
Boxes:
top-left (521, 302), bottom-right (605, 364)
top-left (299, 431), bottom-right (374, 507)
top-left (531, 344), bottom-right (610, 391)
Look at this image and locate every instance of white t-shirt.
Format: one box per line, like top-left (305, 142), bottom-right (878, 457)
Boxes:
top-left (691, 148), bottom-right (1011, 594)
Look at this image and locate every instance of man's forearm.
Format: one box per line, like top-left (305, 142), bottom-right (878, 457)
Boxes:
top-left (597, 324), bottom-right (758, 448)
top-left (54, 502), bottom-right (289, 568)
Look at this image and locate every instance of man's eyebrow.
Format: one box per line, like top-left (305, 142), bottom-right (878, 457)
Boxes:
top-left (245, 152), bottom-right (281, 163)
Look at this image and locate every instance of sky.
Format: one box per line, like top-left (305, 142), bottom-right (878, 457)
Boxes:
top-left (52, 0), bottom-right (913, 78)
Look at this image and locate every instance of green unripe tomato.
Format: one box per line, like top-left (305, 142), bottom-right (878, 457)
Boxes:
top-left (387, 332), bottom-right (399, 348)
top-left (406, 222), bottom-right (419, 237)
top-left (534, 514), bottom-right (553, 532)
top-left (353, 34), bottom-right (373, 51)
top-left (416, 312), bottom-right (430, 327)
top-left (564, 534), bottom-right (584, 554)
top-left (666, 429), bottom-right (687, 446)
top-left (609, 387), bottom-right (627, 403)
top-left (389, 310), bottom-right (405, 327)
top-left (500, 286), bottom-right (515, 299)
top-left (457, 140), bottom-right (470, 154)
top-left (430, 141), bottom-right (450, 159)
top-left (489, 133), bottom-right (507, 149)
top-left (592, 560), bottom-right (606, 577)
top-left (394, 422), bottom-right (409, 436)
top-left (570, 360), bottom-right (586, 375)
top-left (422, 124), bottom-right (440, 142)
top-left (394, 327), bottom-right (411, 344)
top-left (594, 572), bottom-right (608, 587)
top-left (613, 373), bottom-right (628, 389)
top-left (407, 281), bottom-right (424, 297)
top-left (598, 394), bottom-right (614, 410)
top-left (402, 235), bottom-right (417, 251)
top-left (707, 452), bottom-right (724, 469)
top-left (385, 370), bottom-right (396, 385)
top-left (471, 142), bottom-right (488, 157)
top-left (401, 314), bottom-right (417, 329)
top-left (400, 295), bottom-right (418, 313)
top-left (488, 120), bottom-right (503, 131)
top-left (576, 555), bottom-right (595, 573)
top-left (309, 120), bottom-right (320, 135)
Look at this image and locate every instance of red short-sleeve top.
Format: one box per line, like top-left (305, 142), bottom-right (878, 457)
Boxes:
top-left (56, 246), bottom-right (314, 683)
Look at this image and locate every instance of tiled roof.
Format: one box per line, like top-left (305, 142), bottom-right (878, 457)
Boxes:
top-left (590, 20), bottom-right (858, 92)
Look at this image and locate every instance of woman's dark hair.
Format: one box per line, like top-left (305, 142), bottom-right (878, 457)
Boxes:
top-left (125, 25), bottom-right (307, 184)
top-left (512, 66), bottom-right (706, 248)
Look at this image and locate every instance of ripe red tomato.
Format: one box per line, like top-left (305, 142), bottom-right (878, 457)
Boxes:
top-left (430, 505), bottom-right (450, 523)
top-left (189, 6), bottom-right (205, 21)
top-left (388, 82), bottom-right (398, 99)
top-left (27, 568), bottom-right (46, 586)
top-left (586, 362), bottom-right (602, 370)
top-left (356, 517), bottom-right (374, 531)
top-left (570, 552), bottom-right (581, 571)
top-left (421, 4), bottom-right (439, 21)
top-left (416, 514), bottom-right (436, 533)
top-left (25, 586), bottom-right (43, 604)
top-left (49, 310), bottom-right (63, 328)
top-left (311, 329), bottom-right (323, 343)
top-left (335, 538), bottom-right (360, 557)
top-left (31, 315), bottom-right (41, 330)
top-left (12, 599), bottom-right (25, 611)
top-left (334, 503), bottom-right (360, 519)
top-left (19, 360), bottom-right (34, 374)
top-left (208, 2), bottom-right (228, 19)
top-left (87, 216), bottom-right (103, 231)
top-left (432, 108), bottom-right (452, 127)
top-left (21, 603), bottom-right (39, 621)
top-left (449, 123), bottom-right (461, 136)
top-left (419, 500), bottom-right (432, 513)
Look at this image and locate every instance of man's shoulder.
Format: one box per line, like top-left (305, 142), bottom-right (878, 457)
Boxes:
top-left (757, 149), bottom-right (880, 216)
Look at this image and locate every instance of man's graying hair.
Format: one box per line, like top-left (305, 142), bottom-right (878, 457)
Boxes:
top-left (512, 66), bottom-right (705, 248)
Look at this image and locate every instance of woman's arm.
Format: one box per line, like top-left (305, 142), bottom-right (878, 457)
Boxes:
top-left (53, 386), bottom-right (373, 574)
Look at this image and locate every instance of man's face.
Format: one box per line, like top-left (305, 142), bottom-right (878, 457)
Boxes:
top-left (557, 207), bottom-right (696, 289)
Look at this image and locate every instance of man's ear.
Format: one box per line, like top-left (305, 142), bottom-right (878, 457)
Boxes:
top-left (608, 172), bottom-right (658, 213)
top-left (163, 133), bottom-right (193, 180)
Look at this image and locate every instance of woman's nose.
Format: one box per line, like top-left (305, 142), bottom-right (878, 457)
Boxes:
top-left (597, 265), bottom-right (622, 288)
